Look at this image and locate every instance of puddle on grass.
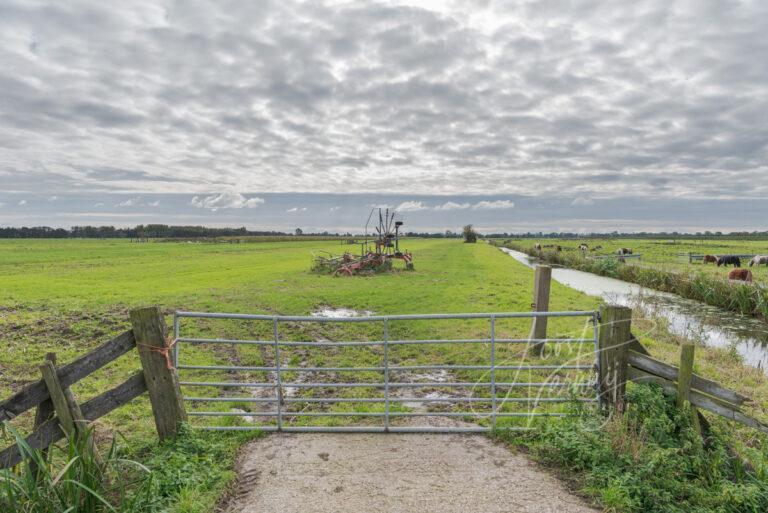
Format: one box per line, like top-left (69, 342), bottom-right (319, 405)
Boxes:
top-left (401, 391), bottom-right (455, 409)
top-left (392, 370), bottom-right (468, 411)
top-left (230, 408), bottom-right (259, 423)
top-left (311, 307), bottom-right (374, 318)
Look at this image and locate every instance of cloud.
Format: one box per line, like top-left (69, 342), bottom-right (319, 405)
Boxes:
top-left (286, 207), bottom-right (307, 213)
top-left (434, 201), bottom-right (471, 210)
top-left (471, 200), bottom-right (514, 210)
top-left (116, 198), bottom-right (138, 207)
top-left (147, 201), bottom-right (160, 207)
top-left (329, 206), bottom-right (341, 212)
top-left (1, 1), bottom-right (768, 203)
top-left (396, 201), bottom-right (428, 212)
top-left (18, 200), bottom-right (27, 206)
top-left (572, 197), bottom-right (595, 206)
top-left (190, 193), bottom-right (265, 211)
top-left (48, 196), bottom-right (58, 201)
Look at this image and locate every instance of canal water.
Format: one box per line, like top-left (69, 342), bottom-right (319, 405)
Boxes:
top-left (500, 247), bottom-right (768, 373)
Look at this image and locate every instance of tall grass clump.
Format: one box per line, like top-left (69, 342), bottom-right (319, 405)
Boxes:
top-left (0, 424), bottom-right (153, 513)
top-left (496, 384), bottom-right (768, 512)
top-left (1, 423), bottom-right (261, 513)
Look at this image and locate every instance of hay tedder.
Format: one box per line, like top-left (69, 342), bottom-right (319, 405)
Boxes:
top-left (313, 208), bottom-right (414, 276)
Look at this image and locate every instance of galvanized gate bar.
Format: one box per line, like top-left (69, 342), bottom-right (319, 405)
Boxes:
top-left (490, 315), bottom-right (496, 430)
top-left (383, 318), bottom-right (390, 431)
top-left (175, 310), bottom-right (597, 321)
top-left (174, 310), bottom-right (600, 433)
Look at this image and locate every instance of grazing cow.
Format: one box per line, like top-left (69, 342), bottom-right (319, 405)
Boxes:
top-left (534, 243), bottom-right (542, 251)
top-left (702, 254), bottom-right (718, 265)
top-left (594, 245), bottom-right (603, 250)
top-left (749, 255), bottom-right (768, 267)
top-left (728, 269), bottom-right (753, 282)
top-left (578, 243), bottom-right (588, 251)
top-left (717, 255), bottom-right (741, 267)
top-left (555, 245), bottom-right (562, 252)
top-left (616, 248), bottom-right (633, 255)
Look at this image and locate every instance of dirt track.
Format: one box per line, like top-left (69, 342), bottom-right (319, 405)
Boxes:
top-left (225, 431), bottom-right (598, 513)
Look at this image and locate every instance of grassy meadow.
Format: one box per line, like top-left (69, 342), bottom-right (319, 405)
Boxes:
top-left (0, 238), bottom-right (600, 430)
top-left (2, 237), bottom-right (767, 512)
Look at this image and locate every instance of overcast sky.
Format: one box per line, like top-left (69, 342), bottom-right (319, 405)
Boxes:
top-left (1, 0), bottom-right (767, 232)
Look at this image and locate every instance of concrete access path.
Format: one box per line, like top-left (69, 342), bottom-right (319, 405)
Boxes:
top-left (224, 431), bottom-right (599, 513)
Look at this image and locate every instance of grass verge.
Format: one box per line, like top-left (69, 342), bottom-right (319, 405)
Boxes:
top-left (0, 423), bottom-right (262, 513)
top-left (496, 383), bottom-right (768, 513)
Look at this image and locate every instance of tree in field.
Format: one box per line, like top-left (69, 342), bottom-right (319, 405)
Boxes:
top-left (295, 228), bottom-right (303, 236)
top-left (463, 225), bottom-right (478, 243)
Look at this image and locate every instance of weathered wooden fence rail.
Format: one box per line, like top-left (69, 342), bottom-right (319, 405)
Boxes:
top-left (0, 306), bottom-right (186, 469)
top-left (527, 268), bottom-right (765, 433)
top-left (595, 304), bottom-right (767, 434)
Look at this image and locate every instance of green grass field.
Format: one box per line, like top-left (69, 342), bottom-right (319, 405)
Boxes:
top-left (0, 239), bottom-right (601, 435)
top-left (2, 238), bottom-right (767, 512)
top-left (501, 238), bottom-right (768, 283)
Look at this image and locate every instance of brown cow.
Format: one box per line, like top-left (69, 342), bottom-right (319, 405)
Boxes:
top-left (534, 243), bottom-right (542, 251)
top-left (728, 269), bottom-right (753, 282)
top-left (702, 254), bottom-right (717, 264)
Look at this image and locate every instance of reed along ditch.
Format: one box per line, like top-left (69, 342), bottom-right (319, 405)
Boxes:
top-left (499, 247), bottom-right (768, 374)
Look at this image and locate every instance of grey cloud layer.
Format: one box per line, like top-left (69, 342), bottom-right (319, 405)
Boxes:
top-left (1, 0), bottom-right (767, 199)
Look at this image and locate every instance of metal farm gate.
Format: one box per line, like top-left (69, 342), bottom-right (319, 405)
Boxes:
top-left (172, 310), bottom-right (600, 433)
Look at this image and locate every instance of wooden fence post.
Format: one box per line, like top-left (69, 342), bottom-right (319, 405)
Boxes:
top-left (31, 353), bottom-right (57, 475)
top-left (130, 306), bottom-right (186, 440)
top-left (40, 360), bottom-right (87, 438)
top-left (678, 343), bottom-right (702, 435)
top-left (529, 265), bottom-right (552, 356)
top-left (597, 305), bottom-right (632, 413)
top-left (39, 356), bottom-right (103, 464)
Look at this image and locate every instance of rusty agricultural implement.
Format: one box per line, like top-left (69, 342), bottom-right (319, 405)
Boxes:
top-left (313, 208), bottom-right (414, 276)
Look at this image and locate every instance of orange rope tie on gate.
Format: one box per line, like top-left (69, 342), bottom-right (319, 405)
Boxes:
top-left (137, 335), bottom-right (178, 371)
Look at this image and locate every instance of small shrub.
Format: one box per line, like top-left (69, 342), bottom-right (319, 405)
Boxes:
top-left (463, 225), bottom-right (478, 243)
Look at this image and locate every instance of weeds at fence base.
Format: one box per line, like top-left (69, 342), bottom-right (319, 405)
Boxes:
top-left (0, 422), bottom-right (265, 513)
top-left (494, 383), bottom-right (768, 513)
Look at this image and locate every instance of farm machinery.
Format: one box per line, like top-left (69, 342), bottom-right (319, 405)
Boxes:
top-left (313, 208), bottom-right (414, 276)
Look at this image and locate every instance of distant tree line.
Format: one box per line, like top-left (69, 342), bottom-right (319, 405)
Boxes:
top-left (484, 230), bottom-right (768, 240)
top-left (2, 225), bottom-right (765, 240)
top-left (0, 225), bottom-right (293, 239)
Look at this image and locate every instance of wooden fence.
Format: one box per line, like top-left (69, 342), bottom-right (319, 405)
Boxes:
top-left (1, 297), bottom-right (766, 470)
top-left (0, 306), bottom-right (186, 469)
top-left (596, 304), bottom-right (767, 434)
